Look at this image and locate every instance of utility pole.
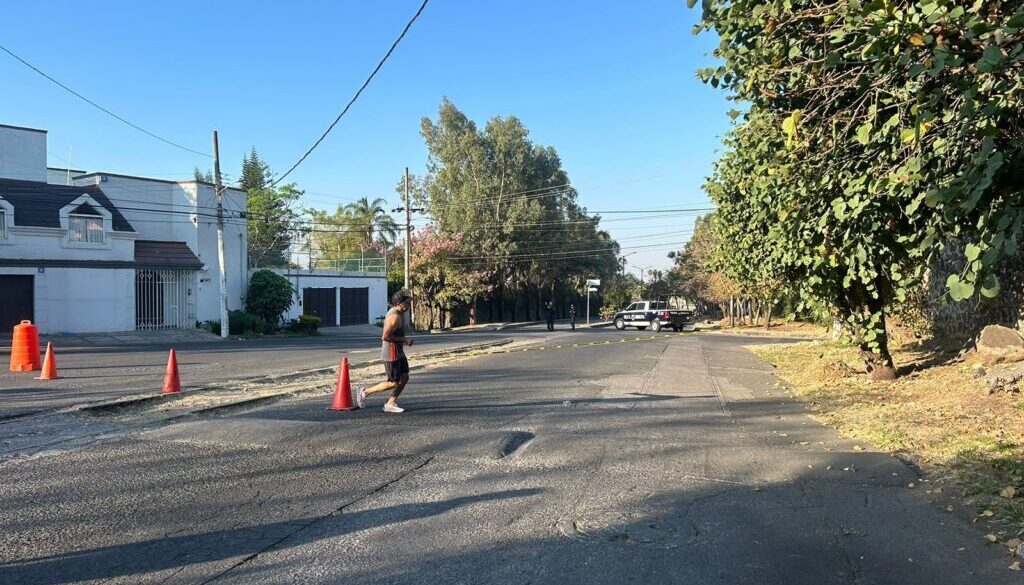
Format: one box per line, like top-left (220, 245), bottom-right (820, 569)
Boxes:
top-left (635, 266), bottom-right (649, 299)
top-left (213, 131), bottom-right (229, 339)
top-left (404, 167), bottom-right (411, 291)
top-left (393, 168), bottom-right (424, 329)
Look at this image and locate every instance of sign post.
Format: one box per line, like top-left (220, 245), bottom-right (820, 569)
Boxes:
top-left (585, 279), bottom-right (600, 325)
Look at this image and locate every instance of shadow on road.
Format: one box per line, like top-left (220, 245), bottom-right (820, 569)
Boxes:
top-left (0, 488), bottom-right (543, 585)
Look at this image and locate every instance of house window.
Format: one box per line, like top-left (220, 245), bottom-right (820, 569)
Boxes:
top-left (69, 214), bottom-right (104, 243)
top-left (0, 210), bottom-right (5, 239)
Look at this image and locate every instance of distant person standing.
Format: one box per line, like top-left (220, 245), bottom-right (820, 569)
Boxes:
top-left (546, 301), bottom-right (555, 331)
top-left (357, 290), bottom-right (414, 413)
top-left (569, 304), bottom-right (577, 330)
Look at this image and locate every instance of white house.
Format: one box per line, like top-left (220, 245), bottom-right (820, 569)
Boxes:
top-left (0, 123), bottom-right (247, 334)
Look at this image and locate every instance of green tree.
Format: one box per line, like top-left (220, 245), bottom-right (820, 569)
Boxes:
top-left (193, 167), bottom-right (213, 183)
top-left (306, 204), bottom-right (365, 266)
top-left (346, 196), bottom-right (399, 248)
top-left (248, 184), bottom-right (301, 268)
top-left (240, 147), bottom-right (272, 192)
top-left (416, 98), bottom-right (620, 323)
top-left (693, 0), bottom-right (1024, 379)
top-left (245, 269), bottom-right (294, 326)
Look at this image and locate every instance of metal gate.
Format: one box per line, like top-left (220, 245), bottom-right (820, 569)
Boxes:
top-left (0, 275), bottom-right (33, 332)
top-left (135, 269), bottom-right (197, 330)
top-left (339, 287), bottom-right (369, 326)
top-left (303, 288), bottom-right (337, 326)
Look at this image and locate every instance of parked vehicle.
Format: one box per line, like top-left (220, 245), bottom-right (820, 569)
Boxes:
top-left (612, 299), bottom-right (692, 332)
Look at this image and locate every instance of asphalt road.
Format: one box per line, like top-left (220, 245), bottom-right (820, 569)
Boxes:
top-left (0, 327), bottom-right (1016, 584)
top-left (0, 325), bottom-right (548, 419)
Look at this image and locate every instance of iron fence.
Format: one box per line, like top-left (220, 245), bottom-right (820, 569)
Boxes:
top-left (314, 257), bottom-right (387, 273)
top-left (135, 269), bottom-right (197, 330)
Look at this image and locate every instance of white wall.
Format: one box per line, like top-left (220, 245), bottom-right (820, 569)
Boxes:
top-left (73, 175), bottom-right (248, 322)
top-left (268, 269), bottom-right (388, 325)
top-left (0, 125), bottom-right (47, 183)
top-left (189, 182), bottom-right (248, 320)
top-left (0, 229), bottom-right (135, 262)
top-left (46, 168), bottom-right (85, 185)
top-left (75, 175), bottom-right (196, 245)
top-left (0, 266), bottom-right (135, 334)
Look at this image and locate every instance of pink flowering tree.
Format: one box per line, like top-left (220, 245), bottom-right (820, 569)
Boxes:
top-left (410, 225), bottom-right (489, 329)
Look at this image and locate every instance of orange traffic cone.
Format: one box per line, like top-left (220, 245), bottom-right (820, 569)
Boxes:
top-left (327, 356), bottom-right (356, 411)
top-left (34, 342), bottom-right (60, 380)
top-left (162, 349), bottom-right (181, 394)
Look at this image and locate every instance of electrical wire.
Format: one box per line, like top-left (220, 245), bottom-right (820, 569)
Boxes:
top-left (271, 0), bottom-right (430, 186)
top-left (0, 43), bottom-right (211, 158)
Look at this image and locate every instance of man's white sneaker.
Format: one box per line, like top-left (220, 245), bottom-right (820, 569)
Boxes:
top-left (383, 402), bottom-right (405, 414)
top-left (356, 387), bottom-right (366, 409)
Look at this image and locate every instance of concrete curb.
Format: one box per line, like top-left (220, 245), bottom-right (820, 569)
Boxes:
top-left (494, 321), bottom-right (547, 331)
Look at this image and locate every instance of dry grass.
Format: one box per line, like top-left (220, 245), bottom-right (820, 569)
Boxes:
top-left (712, 320), bottom-right (829, 338)
top-left (752, 339), bottom-right (1024, 541)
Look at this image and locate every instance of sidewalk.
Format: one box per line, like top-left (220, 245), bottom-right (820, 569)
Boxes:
top-left (1, 328), bottom-right (223, 351)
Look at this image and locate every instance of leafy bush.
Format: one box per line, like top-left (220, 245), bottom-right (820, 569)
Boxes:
top-left (284, 314), bottom-right (321, 334)
top-left (202, 310), bottom-right (266, 335)
top-left (246, 270), bottom-right (294, 326)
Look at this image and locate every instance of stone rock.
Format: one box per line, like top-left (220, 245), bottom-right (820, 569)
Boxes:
top-left (984, 362), bottom-right (1024, 394)
top-left (976, 325), bottom-right (1024, 365)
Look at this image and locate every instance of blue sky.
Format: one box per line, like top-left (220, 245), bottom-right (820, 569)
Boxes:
top-left (1, 1), bottom-right (730, 273)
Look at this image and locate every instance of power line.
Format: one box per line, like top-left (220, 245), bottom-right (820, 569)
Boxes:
top-left (271, 0), bottom-right (430, 186)
top-left (0, 43), bottom-right (211, 158)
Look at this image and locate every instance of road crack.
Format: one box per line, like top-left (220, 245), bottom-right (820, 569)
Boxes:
top-left (197, 456), bottom-right (434, 584)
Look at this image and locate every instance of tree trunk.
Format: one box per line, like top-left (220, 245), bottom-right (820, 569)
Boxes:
top-left (841, 283), bottom-right (897, 381)
top-left (861, 304), bottom-right (896, 381)
top-left (496, 283), bottom-right (504, 322)
top-left (763, 299), bottom-right (775, 330)
top-left (470, 295), bottom-right (477, 326)
top-left (729, 297), bottom-right (735, 327)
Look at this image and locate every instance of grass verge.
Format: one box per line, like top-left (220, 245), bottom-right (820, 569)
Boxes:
top-left (751, 339), bottom-right (1024, 546)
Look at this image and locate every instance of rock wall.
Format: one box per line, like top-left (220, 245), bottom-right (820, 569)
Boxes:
top-left (922, 238), bottom-right (1024, 339)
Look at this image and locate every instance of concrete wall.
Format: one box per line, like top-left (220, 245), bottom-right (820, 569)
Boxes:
top-left (0, 125), bottom-right (46, 183)
top-left (188, 182), bottom-right (248, 320)
top-left (45, 168), bottom-right (85, 185)
top-left (0, 228), bottom-right (135, 262)
top-left (73, 175), bottom-right (249, 322)
top-left (0, 266), bottom-right (135, 334)
top-left (268, 269), bottom-right (388, 325)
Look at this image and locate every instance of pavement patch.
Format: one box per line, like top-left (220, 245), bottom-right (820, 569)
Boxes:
top-left (491, 431), bottom-right (535, 460)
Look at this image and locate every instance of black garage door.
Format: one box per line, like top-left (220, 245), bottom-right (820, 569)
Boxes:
top-left (339, 287), bottom-right (369, 326)
top-left (302, 288), bottom-right (337, 326)
top-left (0, 275), bottom-right (34, 333)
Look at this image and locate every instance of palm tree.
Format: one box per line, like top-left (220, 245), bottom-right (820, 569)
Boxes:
top-left (346, 197), bottom-right (399, 249)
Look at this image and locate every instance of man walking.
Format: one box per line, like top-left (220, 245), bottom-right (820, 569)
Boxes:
top-left (357, 290), bottom-right (414, 413)
top-left (546, 301), bottom-right (555, 331)
top-left (569, 304), bottom-right (577, 330)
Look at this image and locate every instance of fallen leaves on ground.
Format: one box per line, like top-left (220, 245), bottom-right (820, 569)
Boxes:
top-left (751, 339), bottom-right (1024, 537)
